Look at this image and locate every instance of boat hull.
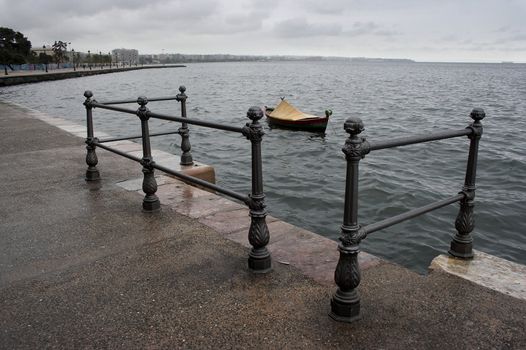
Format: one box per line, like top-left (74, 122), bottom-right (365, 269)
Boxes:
top-left (265, 110), bottom-right (328, 132)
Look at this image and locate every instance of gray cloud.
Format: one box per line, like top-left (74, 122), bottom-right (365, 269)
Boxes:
top-left (501, 33), bottom-right (526, 43)
top-left (301, 0), bottom-right (352, 15)
top-left (0, 0), bottom-right (525, 62)
top-left (343, 22), bottom-right (398, 37)
top-left (273, 18), bottom-right (342, 37)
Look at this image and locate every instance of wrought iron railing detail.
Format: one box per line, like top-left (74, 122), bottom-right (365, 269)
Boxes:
top-left (83, 91), bottom-right (100, 182)
top-left (330, 109), bottom-right (485, 323)
top-left (176, 86), bottom-right (193, 166)
top-left (136, 96), bottom-right (160, 212)
top-left (82, 89), bottom-right (271, 273)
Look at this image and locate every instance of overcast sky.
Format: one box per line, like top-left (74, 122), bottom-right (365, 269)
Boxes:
top-left (2, 0), bottom-right (526, 62)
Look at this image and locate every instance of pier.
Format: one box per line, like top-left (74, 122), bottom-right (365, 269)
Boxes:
top-left (1, 101), bottom-right (525, 349)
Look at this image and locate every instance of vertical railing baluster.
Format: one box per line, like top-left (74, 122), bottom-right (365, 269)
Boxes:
top-left (330, 117), bottom-right (370, 323)
top-left (242, 107), bottom-right (272, 273)
top-left (449, 108), bottom-right (485, 258)
top-left (137, 96), bottom-right (161, 212)
top-left (177, 86), bottom-right (193, 165)
top-left (83, 90), bottom-right (100, 181)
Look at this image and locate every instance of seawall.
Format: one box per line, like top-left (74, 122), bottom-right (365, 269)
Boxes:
top-left (0, 65), bottom-right (186, 87)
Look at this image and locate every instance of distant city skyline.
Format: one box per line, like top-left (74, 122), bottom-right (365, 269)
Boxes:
top-left (1, 0), bottom-right (525, 63)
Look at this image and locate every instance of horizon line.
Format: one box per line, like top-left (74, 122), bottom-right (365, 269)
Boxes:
top-left (139, 52), bottom-right (526, 65)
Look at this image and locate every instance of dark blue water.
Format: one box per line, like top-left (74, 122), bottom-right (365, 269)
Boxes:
top-left (2, 61), bottom-right (525, 273)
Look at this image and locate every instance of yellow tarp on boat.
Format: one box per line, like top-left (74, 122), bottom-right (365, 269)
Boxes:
top-left (269, 100), bottom-right (319, 121)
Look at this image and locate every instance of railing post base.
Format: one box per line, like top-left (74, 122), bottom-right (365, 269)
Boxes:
top-left (180, 152), bottom-right (193, 166)
top-left (142, 198), bottom-right (161, 212)
top-left (330, 242), bottom-right (361, 323)
top-left (85, 142), bottom-right (100, 182)
top-left (248, 247), bottom-right (272, 273)
top-left (247, 212), bottom-right (272, 274)
top-left (329, 289), bottom-right (361, 323)
top-left (85, 168), bottom-right (100, 182)
top-left (141, 165), bottom-right (160, 212)
top-left (448, 239), bottom-right (474, 259)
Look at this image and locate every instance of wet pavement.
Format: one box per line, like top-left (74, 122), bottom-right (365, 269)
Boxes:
top-left (1, 101), bottom-right (525, 349)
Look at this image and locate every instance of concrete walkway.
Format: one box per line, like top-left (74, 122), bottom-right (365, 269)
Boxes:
top-left (1, 102), bottom-right (525, 349)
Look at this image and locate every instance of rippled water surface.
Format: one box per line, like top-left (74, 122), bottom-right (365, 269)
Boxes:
top-left (2, 61), bottom-right (525, 273)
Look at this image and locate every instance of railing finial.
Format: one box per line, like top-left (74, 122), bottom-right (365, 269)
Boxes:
top-left (344, 117), bottom-right (364, 136)
top-left (470, 108), bottom-right (485, 122)
top-left (137, 96), bottom-right (148, 107)
top-left (342, 117), bottom-right (370, 160)
top-left (247, 106), bottom-right (264, 122)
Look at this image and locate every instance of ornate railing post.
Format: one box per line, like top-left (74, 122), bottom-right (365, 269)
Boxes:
top-left (242, 107), bottom-right (272, 273)
top-left (137, 96), bottom-right (161, 212)
top-left (330, 117), bottom-right (370, 323)
top-left (83, 90), bottom-right (100, 181)
top-left (449, 108), bottom-right (485, 258)
top-left (176, 85), bottom-right (193, 165)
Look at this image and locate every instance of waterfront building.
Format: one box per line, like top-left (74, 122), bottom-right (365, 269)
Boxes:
top-left (112, 48), bottom-right (139, 65)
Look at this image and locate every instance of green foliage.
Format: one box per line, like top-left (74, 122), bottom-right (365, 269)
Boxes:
top-left (90, 53), bottom-right (112, 64)
top-left (0, 27), bottom-right (32, 64)
top-left (38, 52), bottom-right (53, 65)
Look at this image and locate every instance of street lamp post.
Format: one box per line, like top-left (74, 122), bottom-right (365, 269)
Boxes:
top-left (72, 49), bottom-right (76, 71)
top-left (67, 42), bottom-right (71, 69)
top-left (43, 45), bottom-right (49, 72)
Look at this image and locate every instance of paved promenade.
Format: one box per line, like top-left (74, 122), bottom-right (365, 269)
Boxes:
top-left (1, 102), bottom-right (525, 349)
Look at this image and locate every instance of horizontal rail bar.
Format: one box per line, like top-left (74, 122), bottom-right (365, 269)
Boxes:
top-left (369, 128), bottom-right (472, 151)
top-left (94, 142), bottom-right (142, 162)
top-left (98, 96), bottom-right (179, 105)
top-left (147, 111), bottom-right (245, 134)
top-left (98, 130), bottom-right (181, 143)
top-left (91, 102), bottom-right (138, 115)
top-left (91, 102), bottom-right (244, 134)
top-left (362, 193), bottom-right (465, 235)
top-left (153, 163), bottom-right (249, 202)
top-left (93, 141), bottom-right (248, 203)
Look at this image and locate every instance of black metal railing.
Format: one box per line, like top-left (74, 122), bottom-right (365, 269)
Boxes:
top-left (82, 89), bottom-right (272, 273)
top-left (329, 108), bottom-right (485, 323)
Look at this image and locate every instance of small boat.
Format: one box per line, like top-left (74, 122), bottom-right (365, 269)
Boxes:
top-left (265, 99), bottom-right (331, 132)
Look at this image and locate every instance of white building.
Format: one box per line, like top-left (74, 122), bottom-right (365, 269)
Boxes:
top-left (112, 48), bottom-right (139, 64)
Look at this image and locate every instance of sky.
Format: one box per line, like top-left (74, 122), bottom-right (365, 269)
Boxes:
top-left (2, 0), bottom-right (526, 62)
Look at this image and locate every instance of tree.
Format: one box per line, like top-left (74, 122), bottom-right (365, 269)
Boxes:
top-left (0, 27), bottom-right (32, 75)
top-left (38, 52), bottom-right (53, 72)
top-left (51, 40), bottom-right (68, 68)
top-left (74, 52), bottom-right (80, 69)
